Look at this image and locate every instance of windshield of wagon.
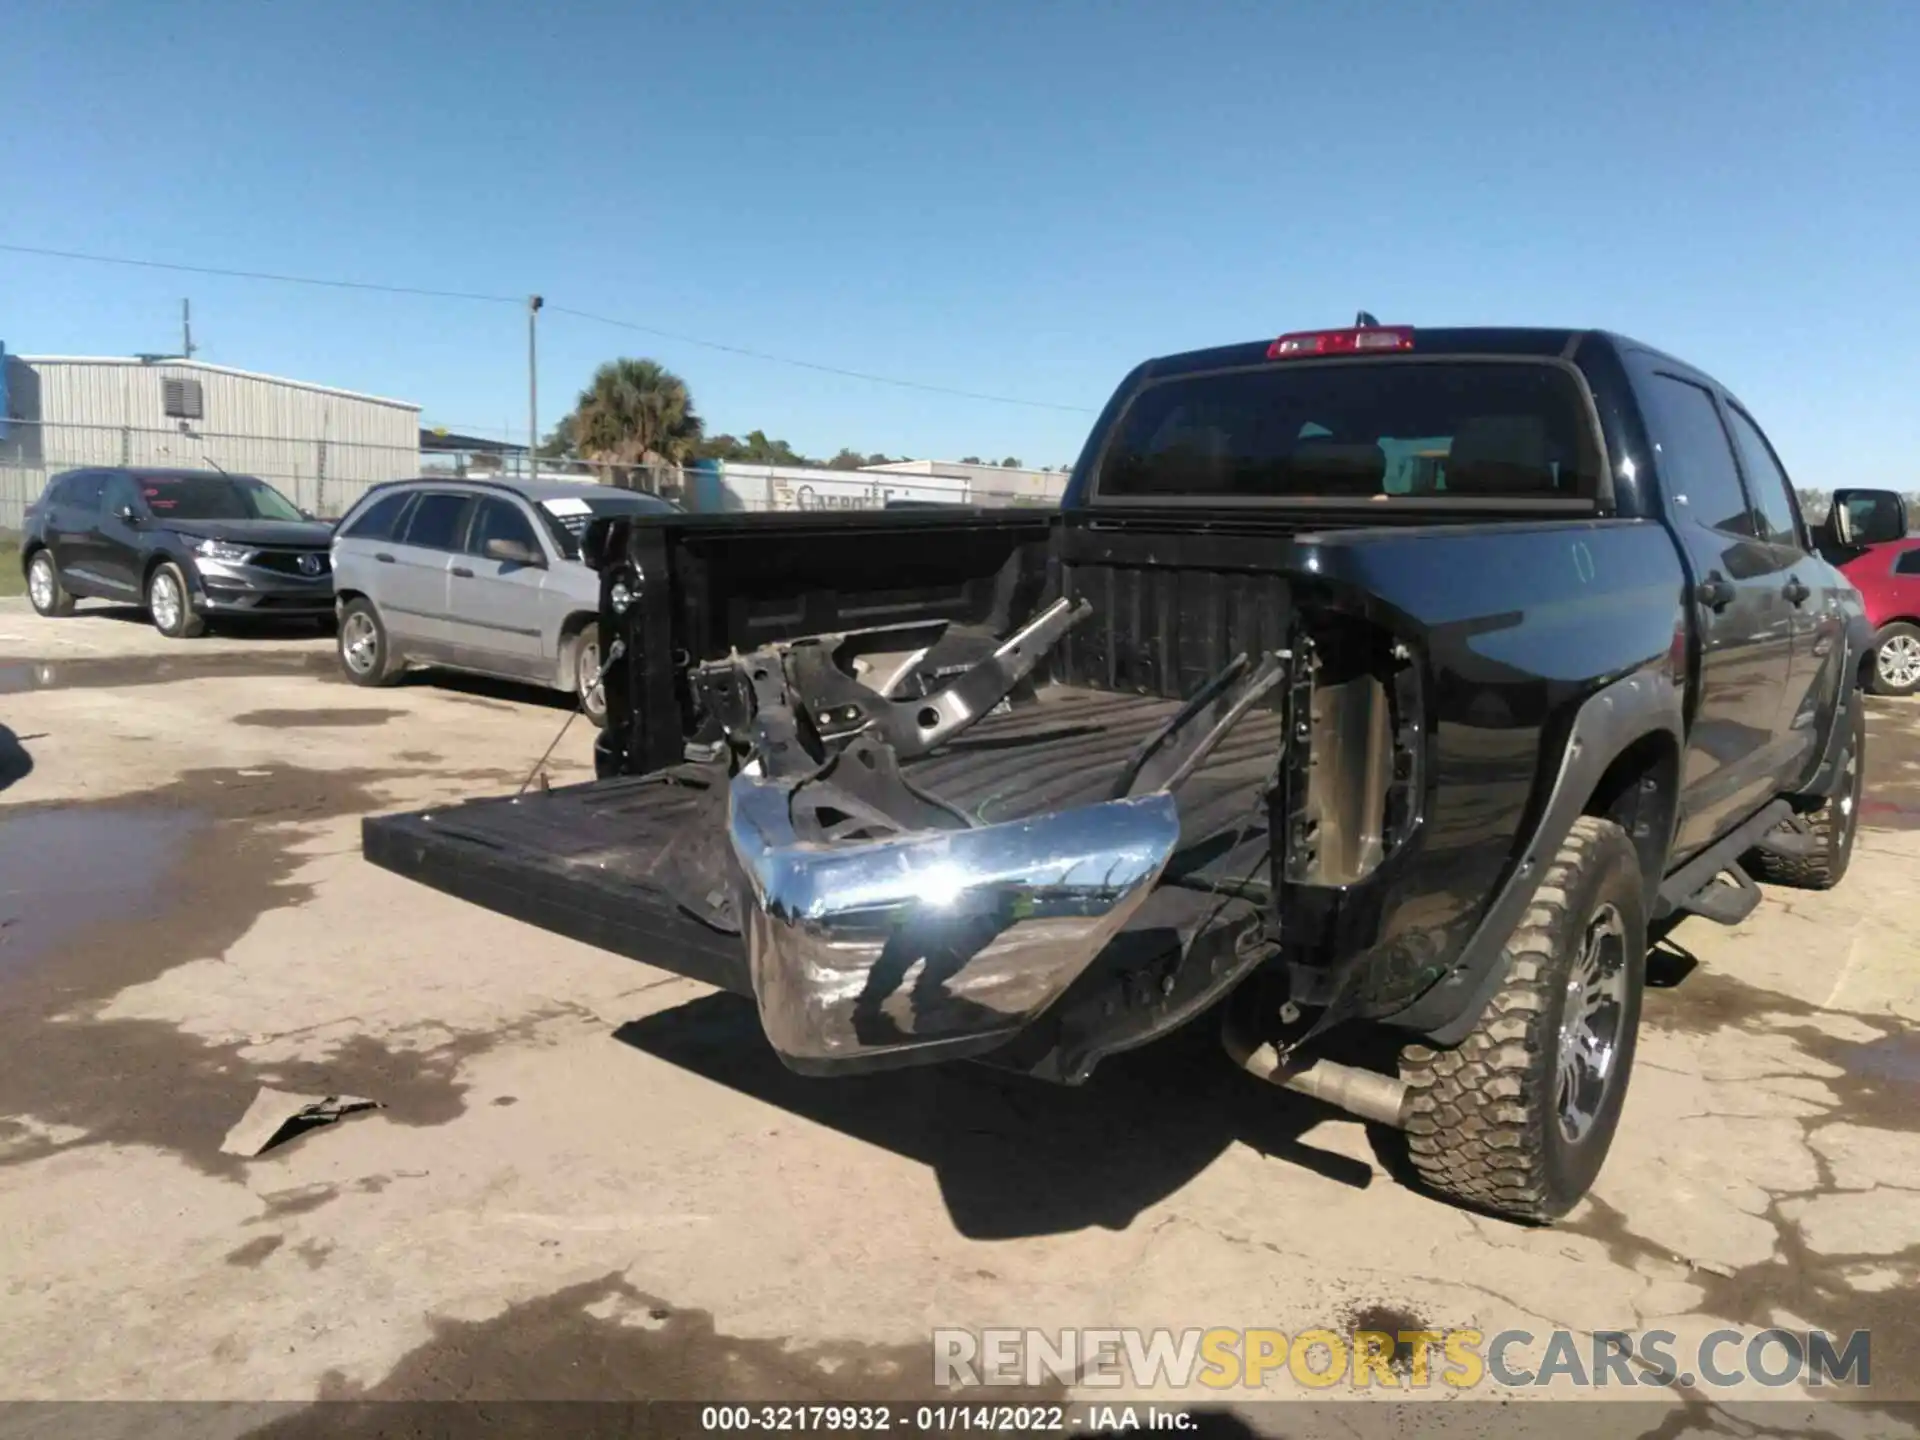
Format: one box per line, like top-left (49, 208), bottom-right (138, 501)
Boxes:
top-left (1094, 359), bottom-right (1602, 502)
top-left (139, 474), bottom-right (306, 522)
top-left (534, 490), bottom-right (681, 559)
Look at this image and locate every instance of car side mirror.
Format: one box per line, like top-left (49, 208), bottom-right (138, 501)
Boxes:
top-left (1831, 488), bottom-right (1908, 547)
top-left (113, 504), bottom-right (139, 524)
top-left (485, 537), bottom-right (544, 566)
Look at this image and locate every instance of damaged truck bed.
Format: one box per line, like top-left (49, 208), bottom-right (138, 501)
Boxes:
top-left (367, 670), bottom-right (1287, 1081)
top-left (362, 323), bottom-right (1882, 1222)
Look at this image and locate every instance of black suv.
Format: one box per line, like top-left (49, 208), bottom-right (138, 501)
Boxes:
top-left (19, 467), bottom-right (335, 638)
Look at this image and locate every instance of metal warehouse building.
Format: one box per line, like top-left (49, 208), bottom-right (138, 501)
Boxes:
top-left (0, 353), bottom-right (420, 527)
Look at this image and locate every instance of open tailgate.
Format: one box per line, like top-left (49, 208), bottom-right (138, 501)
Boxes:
top-left (361, 769), bottom-right (751, 995)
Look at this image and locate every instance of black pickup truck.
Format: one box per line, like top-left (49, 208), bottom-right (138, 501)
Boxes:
top-left (363, 323), bottom-right (1905, 1223)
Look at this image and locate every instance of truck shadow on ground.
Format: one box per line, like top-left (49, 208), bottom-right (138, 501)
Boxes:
top-left (614, 993), bottom-right (1377, 1241)
top-left (0, 725), bottom-right (32, 794)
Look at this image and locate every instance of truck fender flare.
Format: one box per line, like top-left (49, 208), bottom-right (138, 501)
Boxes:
top-left (1402, 666), bottom-right (1684, 1048)
top-left (1803, 632), bottom-right (1864, 801)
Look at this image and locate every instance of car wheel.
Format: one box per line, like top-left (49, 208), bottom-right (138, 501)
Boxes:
top-left (337, 598), bottom-right (402, 686)
top-left (147, 562), bottom-right (206, 638)
top-left (1868, 622), bottom-right (1920, 697)
top-left (1745, 701), bottom-right (1865, 891)
top-left (572, 628), bottom-right (609, 728)
top-left (25, 550), bottom-right (76, 617)
top-left (1399, 816), bottom-right (1645, 1223)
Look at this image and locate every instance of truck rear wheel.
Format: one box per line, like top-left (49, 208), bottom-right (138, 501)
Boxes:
top-left (1744, 702), bottom-right (1864, 891)
top-left (1399, 816), bottom-right (1645, 1223)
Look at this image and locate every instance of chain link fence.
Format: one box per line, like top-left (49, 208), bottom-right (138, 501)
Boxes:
top-left (0, 420), bottom-right (418, 530)
top-left (426, 456), bottom-right (1070, 515)
top-left (2, 424), bottom-right (1070, 533)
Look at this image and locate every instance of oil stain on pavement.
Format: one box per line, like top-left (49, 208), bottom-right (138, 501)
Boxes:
top-left (0, 650), bottom-right (340, 695)
top-left (232, 709), bottom-right (405, 728)
top-left (0, 764), bottom-right (544, 1177)
top-left (239, 1272), bottom-right (1064, 1427)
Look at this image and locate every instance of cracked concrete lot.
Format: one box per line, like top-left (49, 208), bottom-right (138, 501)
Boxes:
top-left (3, 596), bottom-right (1919, 1428)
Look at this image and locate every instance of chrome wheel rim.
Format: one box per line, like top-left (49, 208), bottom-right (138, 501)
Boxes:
top-left (340, 611), bottom-right (379, 676)
top-left (27, 556), bottom-right (55, 611)
top-left (1556, 904), bottom-right (1629, 1145)
top-left (149, 571), bottom-right (182, 632)
top-left (1878, 634), bottom-right (1920, 690)
top-left (578, 637), bottom-right (604, 717)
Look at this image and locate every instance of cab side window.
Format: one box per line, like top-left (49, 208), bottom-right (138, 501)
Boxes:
top-left (1725, 405), bottom-right (1803, 551)
top-left (1641, 376), bottom-right (1753, 536)
top-left (466, 498), bottom-right (542, 557)
top-left (102, 473), bottom-right (141, 519)
top-left (399, 493), bottom-right (472, 551)
top-left (343, 489), bottom-right (414, 541)
top-left (64, 472), bottom-right (107, 513)
top-left (1893, 551), bottom-right (1920, 577)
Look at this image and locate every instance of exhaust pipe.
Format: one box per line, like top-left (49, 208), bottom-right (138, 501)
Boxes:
top-left (1222, 1016), bottom-right (1409, 1129)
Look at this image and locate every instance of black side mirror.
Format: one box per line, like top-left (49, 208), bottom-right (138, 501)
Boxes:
top-left (484, 537), bottom-right (544, 567)
top-left (1831, 488), bottom-right (1908, 547)
top-left (581, 515), bottom-right (623, 571)
top-left (113, 504), bottom-right (139, 523)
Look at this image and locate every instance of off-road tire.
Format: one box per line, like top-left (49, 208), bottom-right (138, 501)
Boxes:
top-left (1867, 622), bottom-right (1920, 697)
top-left (1744, 701), bottom-right (1865, 891)
top-left (1399, 816), bottom-right (1645, 1223)
top-left (337, 598), bottom-right (403, 687)
top-left (147, 561), bottom-right (206, 638)
top-left (25, 549), bottom-right (76, 617)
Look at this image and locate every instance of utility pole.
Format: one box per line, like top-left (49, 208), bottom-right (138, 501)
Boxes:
top-left (182, 299), bottom-right (197, 359)
top-left (527, 295), bottom-right (544, 480)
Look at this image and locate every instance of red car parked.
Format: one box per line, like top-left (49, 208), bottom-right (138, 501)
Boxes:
top-left (1827, 491), bottom-right (1920, 696)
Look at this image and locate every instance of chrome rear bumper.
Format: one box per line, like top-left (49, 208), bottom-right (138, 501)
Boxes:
top-left (729, 773), bottom-right (1181, 1072)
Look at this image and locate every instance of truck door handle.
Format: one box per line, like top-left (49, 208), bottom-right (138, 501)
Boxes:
top-left (451, 566), bottom-right (474, 578)
top-left (1696, 576), bottom-right (1734, 611)
top-left (375, 552), bottom-right (395, 564)
top-left (1783, 576), bottom-right (1811, 606)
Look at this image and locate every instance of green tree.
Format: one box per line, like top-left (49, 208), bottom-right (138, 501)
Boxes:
top-left (959, 455), bottom-right (983, 465)
top-left (826, 448), bottom-right (868, 471)
top-left (568, 359), bottom-right (704, 482)
top-left (537, 414), bottom-right (577, 459)
top-left (738, 430), bottom-right (810, 465)
top-left (1000, 456), bottom-right (1021, 468)
top-left (865, 453), bottom-right (893, 467)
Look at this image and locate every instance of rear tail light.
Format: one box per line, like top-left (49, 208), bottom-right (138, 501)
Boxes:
top-left (1268, 326), bottom-right (1415, 359)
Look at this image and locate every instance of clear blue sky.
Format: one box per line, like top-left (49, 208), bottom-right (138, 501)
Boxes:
top-left (4, 0), bottom-right (1915, 482)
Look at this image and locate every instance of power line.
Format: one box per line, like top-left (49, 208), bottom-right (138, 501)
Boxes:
top-left (1, 240), bottom-right (1097, 414)
top-left (547, 304), bottom-right (1095, 414)
top-left (0, 241), bottom-right (523, 304)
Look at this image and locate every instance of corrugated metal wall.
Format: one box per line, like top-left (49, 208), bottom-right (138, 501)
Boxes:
top-left (0, 358), bottom-right (420, 525)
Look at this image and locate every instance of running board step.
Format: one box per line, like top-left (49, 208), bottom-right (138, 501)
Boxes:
top-left (1654, 798), bottom-right (1792, 921)
top-left (1676, 861), bottom-right (1762, 926)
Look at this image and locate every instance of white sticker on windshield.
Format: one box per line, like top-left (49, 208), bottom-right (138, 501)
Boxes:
top-left (541, 497), bottom-right (593, 517)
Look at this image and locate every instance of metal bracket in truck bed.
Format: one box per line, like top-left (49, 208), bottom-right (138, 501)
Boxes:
top-left (780, 595), bottom-right (1092, 759)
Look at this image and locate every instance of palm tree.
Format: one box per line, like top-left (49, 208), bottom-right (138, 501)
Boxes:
top-left (569, 358), bottom-right (703, 487)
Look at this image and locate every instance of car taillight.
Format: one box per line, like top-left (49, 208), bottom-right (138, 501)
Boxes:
top-left (1267, 326), bottom-right (1415, 359)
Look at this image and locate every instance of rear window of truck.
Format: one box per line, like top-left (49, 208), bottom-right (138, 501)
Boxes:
top-left (1095, 360), bottom-right (1601, 503)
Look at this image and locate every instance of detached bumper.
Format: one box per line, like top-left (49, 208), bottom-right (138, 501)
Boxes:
top-left (191, 558), bottom-right (334, 615)
top-left (728, 772), bottom-right (1182, 1074)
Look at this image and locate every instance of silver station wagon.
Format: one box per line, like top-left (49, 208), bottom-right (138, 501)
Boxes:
top-left (330, 477), bottom-right (678, 724)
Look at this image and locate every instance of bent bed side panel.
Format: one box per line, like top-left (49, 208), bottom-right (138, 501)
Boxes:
top-left (361, 774), bottom-right (751, 995)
